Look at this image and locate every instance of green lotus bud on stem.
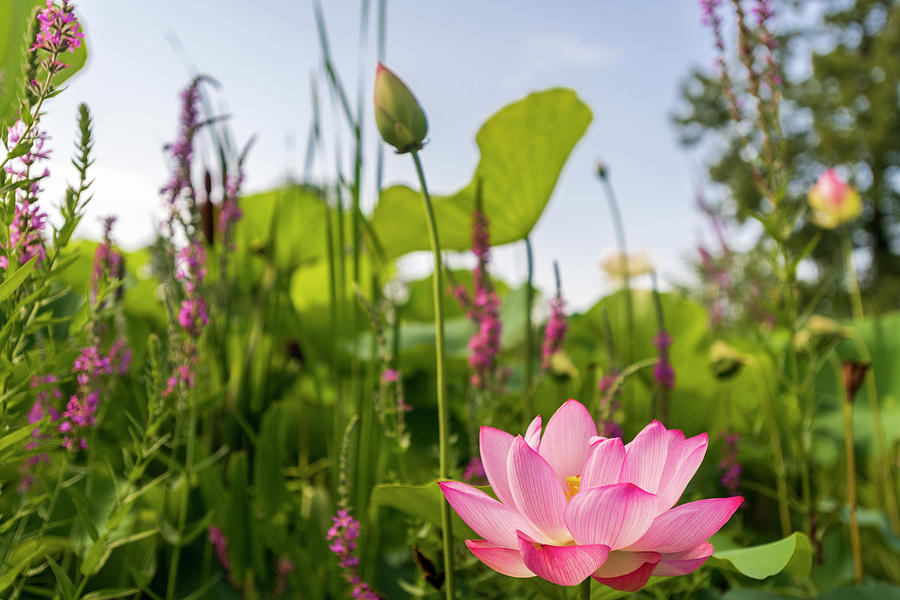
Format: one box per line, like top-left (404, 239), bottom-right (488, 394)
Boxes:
top-left (374, 62), bottom-right (428, 154)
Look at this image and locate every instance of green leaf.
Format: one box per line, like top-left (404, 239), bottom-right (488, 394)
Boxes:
top-left (0, 545), bottom-right (43, 592)
top-left (253, 402), bottom-right (288, 516)
top-left (46, 556), bottom-right (76, 600)
top-left (0, 423), bottom-right (33, 455)
top-left (707, 532), bottom-right (813, 580)
top-left (0, 255), bottom-right (35, 302)
top-left (370, 480), bottom-right (480, 539)
top-left (371, 88), bottom-right (592, 258)
top-left (819, 584), bottom-right (900, 599)
top-left (80, 589), bottom-right (140, 600)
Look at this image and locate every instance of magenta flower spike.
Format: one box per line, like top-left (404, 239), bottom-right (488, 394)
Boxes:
top-left (439, 400), bottom-right (742, 590)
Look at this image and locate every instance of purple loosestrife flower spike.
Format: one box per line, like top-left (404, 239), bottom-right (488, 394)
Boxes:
top-left (208, 525), bottom-right (235, 584)
top-left (456, 196), bottom-right (503, 391)
top-left (163, 80), bottom-right (201, 209)
top-left (541, 262), bottom-right (568, 372)
top-left (718, 432), bottom-right (742, 494)
top-left (327, 508), bottom-right (380, 599)
top-left (32, 0), bottom-right (84, 55)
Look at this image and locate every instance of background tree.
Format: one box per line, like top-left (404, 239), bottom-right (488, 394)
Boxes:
top-left (674, 0), bottom-right (900, 315)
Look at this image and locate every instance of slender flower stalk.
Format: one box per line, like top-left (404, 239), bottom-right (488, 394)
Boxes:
top-left (453, 188), bottom-right (503, 393)
top-left (411, 150), bottom-right (455, 599)
top-left (523, 235), bottom-right (535, 424)
top-left (374, 62), bottom-right (454, 598)
top-left (596, 164), bottom-right (635, 373)
top-left (840, 360), bottom-right (867, 584)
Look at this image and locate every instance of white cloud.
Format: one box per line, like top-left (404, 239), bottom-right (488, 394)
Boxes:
top-left (504, 32), bottom-right (622, 88)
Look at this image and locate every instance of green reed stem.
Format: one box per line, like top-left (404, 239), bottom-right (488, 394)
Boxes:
top-left (746, 354), bottom-right (792, 538)
top-left (830, 353), bottom-right (863, 584)
top-left (524, 235), bottom-right (534, 425)
top-left (410, 150), bottom-right (454, 599)
top-left (841, 229), bottom-right (900, 532)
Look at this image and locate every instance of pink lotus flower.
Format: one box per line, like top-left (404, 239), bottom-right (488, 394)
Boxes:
top-left (807, 168), bottom-right (862, 229)
top-left (439, 400), bottom-right (742, 590)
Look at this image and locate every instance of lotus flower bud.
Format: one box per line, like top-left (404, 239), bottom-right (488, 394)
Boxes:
top-left (374, 62), bottom-right (428, 153)
top-left (808, 169), bottom-right (862, 229)
top-left (709, 340), bottom-right (744, 379)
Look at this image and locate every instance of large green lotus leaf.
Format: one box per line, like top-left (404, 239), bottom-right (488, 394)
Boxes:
top-left (372, 88), bottom-right (592, 258)
top-left (707, 532), bottom-right (813, 580)
top-left (567, 289), bottom-right (719, 434)
top-left (0, 0), bottom-right (88, 127)
top-left (236, 185), bottom-right (330, 272)
top-left (370, 480), bottom-right (479, 539)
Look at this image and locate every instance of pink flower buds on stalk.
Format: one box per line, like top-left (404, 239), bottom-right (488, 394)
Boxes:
top-left (32, 0), bottom-right (84, 54)
top-left (208, 525), bottom-right (235, 584)
top-left (653, 331), bottom-right (676, 390)
top-left (807, 169), bottom-right (862, 229)
top-left (373, 63), bottom-right (428, 153)
top-left (541, 264), bottom-right (568, 372)
top-left (327, 509), bottom-right (380, 599)
top-left (440, 400), bottom-right (741, 590)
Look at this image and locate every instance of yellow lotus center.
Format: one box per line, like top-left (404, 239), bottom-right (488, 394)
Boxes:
top-left (565, 476), bottom-right (581, 501)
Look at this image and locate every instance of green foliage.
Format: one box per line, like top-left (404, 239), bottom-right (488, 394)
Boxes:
top-left (707, 532), bottom-right (813, 580)
top-left (674, 0), bottom-right (900, 312)
top-left (372, 88), bottom-right (592, 258)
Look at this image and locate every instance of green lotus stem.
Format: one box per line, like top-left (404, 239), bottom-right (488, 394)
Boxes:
top-left (842, 231), bottom-right (900, 532)
top-left (598, 171), bottom-right (635, 424)
top-left (745, 354), bottom-right (792, 538)
top-left (579, 577), bottom-right (591, 600)
top-left (847, 334), bottom-right (900, 533)
top-left (842, 228), bottom-right (864, 319)
top-left (832, 355), bottom-right (863, 583)
top-left (524, 235), bottom-right (535, 425)
top-left (410, 150), bottom-right (455, 599)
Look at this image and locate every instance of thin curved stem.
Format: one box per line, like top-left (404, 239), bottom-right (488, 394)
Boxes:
top-left (410, 150), bottom-right (454, 600)
top-left (524, 236), bottom-right (534, 425)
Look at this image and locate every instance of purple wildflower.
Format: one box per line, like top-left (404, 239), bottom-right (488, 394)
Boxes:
top-left (653, 330), bottom-right (676, 390)
top-left (381, 368), bottom-right (398, 383)
top-left (274, 558), bottom-right (294, 596)
top-left (327, 508), bottom-right (380, 599)
top-left (209, 525), bottom-right (235, 584)
top-left (597, 371), bottom-right (622, 438)
top-left (90, 216), bottom-right (124, 304)
top-left (218, 171), bottom-right (244, 244)
top-left (175, 241), bottom-right (209, 338)
top-left (3, 200), bottom-right (48, 268)
top-left (541, 263), bottom-right (568, 371)
top-left (454, 203), bottom-right (503, 391)
top-left (462, 456), bottom-right (487, 484)
top-left (162, 81), bottom-right (201, 219)
top-left (31, 0), bottom-right (84, 55)
top-left (718, 432), bottom-right (742, 494)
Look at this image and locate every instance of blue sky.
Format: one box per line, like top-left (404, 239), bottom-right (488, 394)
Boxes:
top-left (41, 1), bottom-right (720, 310)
